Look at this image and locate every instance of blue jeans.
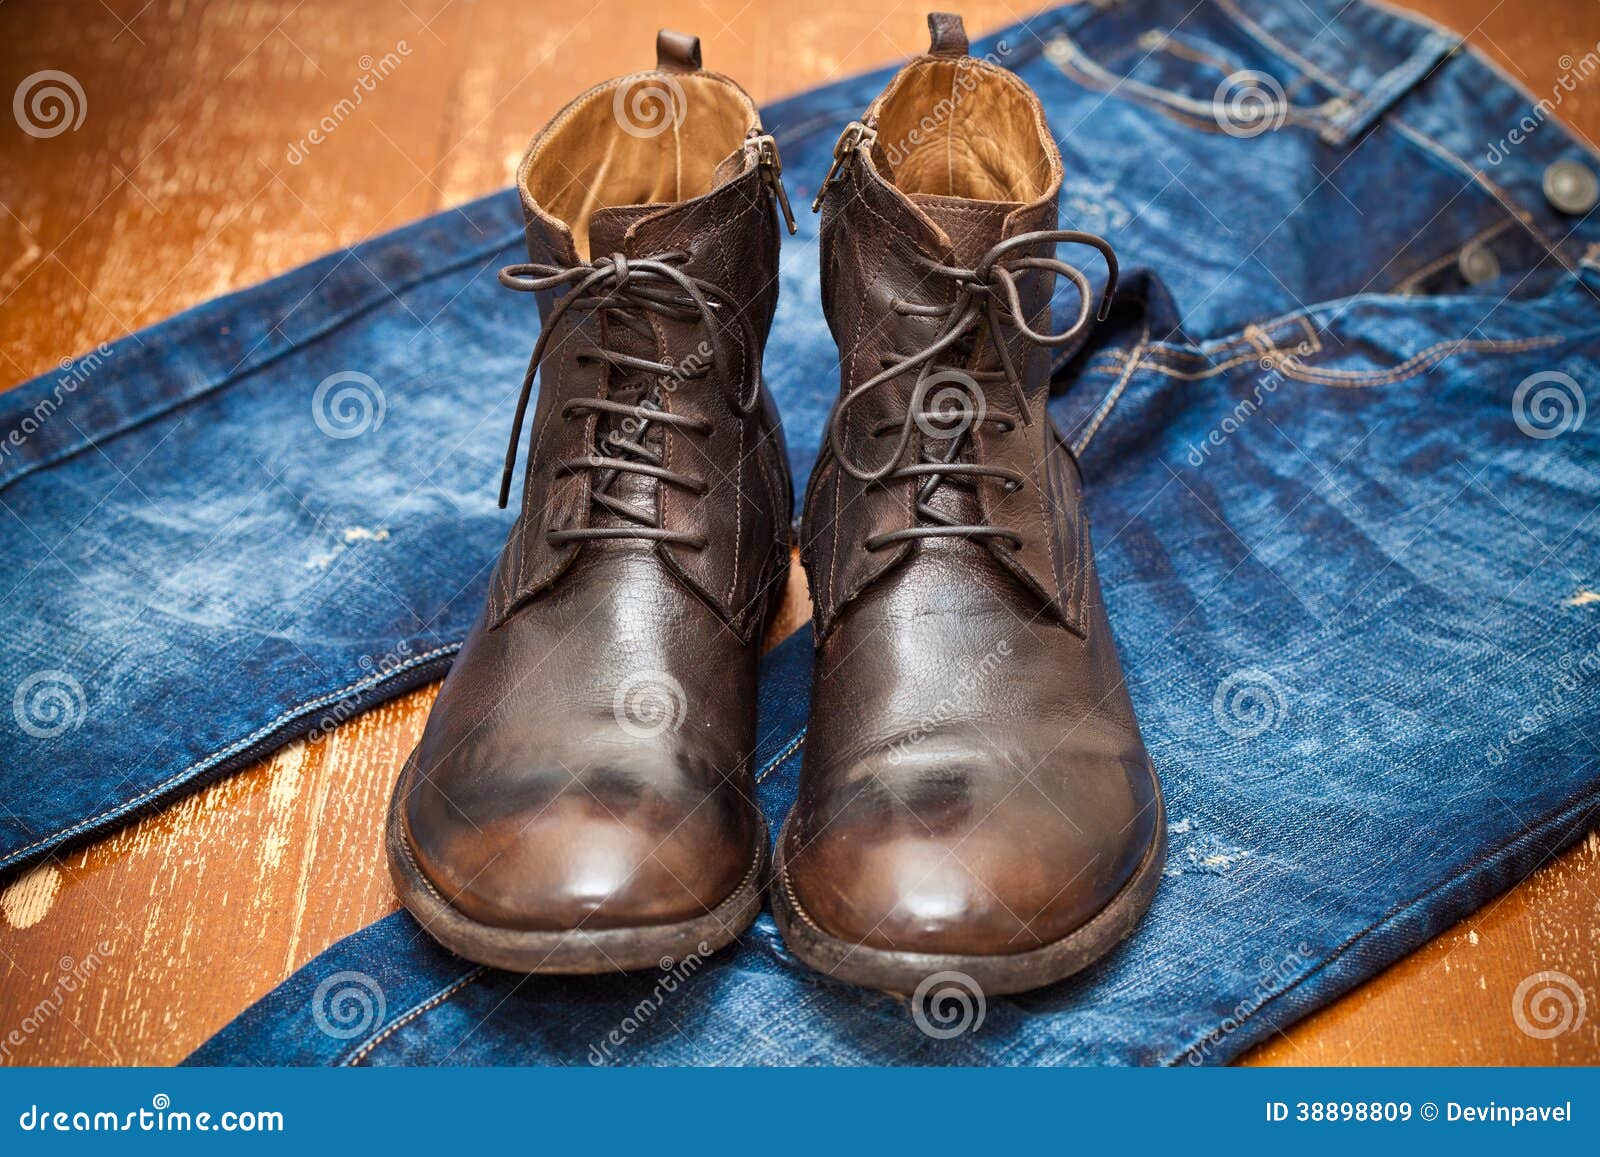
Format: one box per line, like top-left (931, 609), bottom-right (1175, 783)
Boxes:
top-left (5, 0), bottom-right (1598, 1064)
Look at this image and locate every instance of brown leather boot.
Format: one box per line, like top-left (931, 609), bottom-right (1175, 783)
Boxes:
top-left (387, 31), bottom-right (795, 973)
top-left (774, 13), bottom-right (1164, 995)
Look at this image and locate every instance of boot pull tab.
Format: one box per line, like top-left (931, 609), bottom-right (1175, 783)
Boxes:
top-left (656, 30), bottom-right (703, 73)
top-left (926, 12), bottom-right (969, 57)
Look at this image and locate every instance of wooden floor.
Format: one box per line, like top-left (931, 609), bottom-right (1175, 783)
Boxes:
top-left (1, 0), bottom-right (1597, 1066)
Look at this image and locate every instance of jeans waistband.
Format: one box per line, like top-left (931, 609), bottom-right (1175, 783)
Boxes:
top-left (1058, 0), bottom-right (1600, 272)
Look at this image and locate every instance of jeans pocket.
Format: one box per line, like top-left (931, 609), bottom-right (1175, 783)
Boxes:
top-left (1037, 2), bottom-right (1452, 145)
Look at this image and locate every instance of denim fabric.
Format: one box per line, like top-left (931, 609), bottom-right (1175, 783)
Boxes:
top-left (3, 0), bottom-right (1598, 1063)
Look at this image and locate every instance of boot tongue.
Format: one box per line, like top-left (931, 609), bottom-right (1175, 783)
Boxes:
top-left (902, 194), bottom-right (1024, 539)
top-left (582, 203), bottom-right (673, 534)
top-left (908, 193), bottom-right (1023, 268)
top-left (586, 203), bottom-right (665, 259)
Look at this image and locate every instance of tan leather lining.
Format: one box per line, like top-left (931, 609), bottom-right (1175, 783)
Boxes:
top-left (520, 72), bottom-right (755, 259)
top-left (871, 57), bottom-right (1056, 202)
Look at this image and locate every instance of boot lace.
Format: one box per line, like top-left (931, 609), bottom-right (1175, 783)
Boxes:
top-left (497, 251), bottom-right (758, 550)
top-left (826, 229), bottom-right (1117, 552)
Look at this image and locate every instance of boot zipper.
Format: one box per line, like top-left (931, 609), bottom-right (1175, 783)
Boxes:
top-left (753, 133), bottom-right (798, 235)
top-left (811, 121), bottom-right (877, 212)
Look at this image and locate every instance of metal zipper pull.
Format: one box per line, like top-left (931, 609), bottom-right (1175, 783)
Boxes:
top-left (753, 134), bottom-right (797, 235)
top-left (811, 121), bottom-right (876, 213)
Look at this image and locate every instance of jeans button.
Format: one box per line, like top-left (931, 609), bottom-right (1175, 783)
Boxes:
top-left (1458, 242), bottom-right (1501, 285)
top-left (1542, 160), bottom-right (1599, 214)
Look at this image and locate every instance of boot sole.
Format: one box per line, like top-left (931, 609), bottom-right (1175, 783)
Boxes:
top-left (386, 749), bottom-right (770, 974)
top-left (771, 777), bottom-right (1166, 997)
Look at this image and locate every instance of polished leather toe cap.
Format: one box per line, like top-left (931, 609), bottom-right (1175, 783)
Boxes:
top-left (782, 749), bottom-right (1158, 956)
top-left (402, 758), bottom-right (760, 933)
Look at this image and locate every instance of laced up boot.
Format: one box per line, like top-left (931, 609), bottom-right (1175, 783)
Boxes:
top-left (774, 13), bottom-right (1164, 995)
top-left (388, 30), bottom-right (795, 973)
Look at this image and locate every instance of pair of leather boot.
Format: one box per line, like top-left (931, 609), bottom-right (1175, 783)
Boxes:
top-left (387, 14), bottom-right (1165, 997)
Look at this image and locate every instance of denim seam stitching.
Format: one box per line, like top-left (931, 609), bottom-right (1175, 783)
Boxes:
top-left (1199, 315), bottom-right (1320, 358)
top-left (0, 234), bottom-right (526, 497)
top-left (756, 730), bottom-right (807, 784)
top-left (1159, 772), bottom-right (1600, 1066)
top-left (1212, 0), bottom-right (1357, 98)
top-left (1042, 34), bottom-right (1332, 137)
top-left (1278, 333), bottom-right (1566, 386)
top-left (342, 967), bottom-right (489, 1066)
top-left (1333, 30), bottom-right (1457, 145)
top-left (1388, 115), bottom-right (1572, 270)
top-left (0, 642), bottom-right (461, 867)
top-left (1071, 321), bottom-right (1148, 456)
top-left (1392, 217), bottom-right (1519, 293)
top-left (1102, 315), bottom-right (1566, 382)
top-left (1097, 316), bottom-right (1322, 372)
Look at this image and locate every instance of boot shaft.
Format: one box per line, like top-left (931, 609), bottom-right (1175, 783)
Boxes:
top-left (490, 32), bottom-right (794, 641)
top-left (803, 12), bottom-right (1115, 637)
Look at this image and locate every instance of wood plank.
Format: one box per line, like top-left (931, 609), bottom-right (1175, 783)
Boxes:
top-left (1, 0), bottom-right (1596, 1066)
